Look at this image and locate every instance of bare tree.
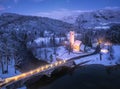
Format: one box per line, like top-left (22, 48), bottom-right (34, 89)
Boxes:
top-left (0, 33), bottom-right (14, 74)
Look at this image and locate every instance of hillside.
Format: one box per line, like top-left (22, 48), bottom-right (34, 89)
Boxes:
top-left (60, 8), bottom-right (120, 29)
top-left (0, 13), bottom-right (76, 33)
top-left (0, 13), bottom-right (77, 78)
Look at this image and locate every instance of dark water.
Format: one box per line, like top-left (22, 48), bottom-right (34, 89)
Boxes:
top-left (27, 64), bottom-right (120, 89)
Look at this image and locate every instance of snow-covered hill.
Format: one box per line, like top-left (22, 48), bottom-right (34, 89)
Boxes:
top-left (0, 13), bottom-right (76, 33)
top-left (61, 11), bottom-right (84, 24)
top-left (60, 8), bottom-right (120, 29)
top-left (1, 8), bottom-right (119, 31)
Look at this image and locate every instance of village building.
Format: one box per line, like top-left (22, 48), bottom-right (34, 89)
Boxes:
top-left (69, 31), bottom-right (82, 52)
top-left (73, 40), bottom-right (82, 52)
top-left (70, 31), bottom-right (75, 48)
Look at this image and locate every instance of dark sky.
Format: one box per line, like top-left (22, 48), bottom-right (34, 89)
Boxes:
top-left (0, 0), bottom-right (120, 16)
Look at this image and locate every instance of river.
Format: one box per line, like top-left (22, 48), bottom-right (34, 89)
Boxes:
top-left (26, 64), bottom-right (120, 89)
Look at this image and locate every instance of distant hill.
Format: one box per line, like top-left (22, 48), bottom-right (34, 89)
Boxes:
top-left (1, 8), bottom-right (119, 32)
top-left (0, 13), bottom-right (76, 33)
top-left (60, 8), bottom-right (120, 29)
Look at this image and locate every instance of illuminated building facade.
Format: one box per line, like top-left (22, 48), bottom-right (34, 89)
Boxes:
top-left (73, 40), bottom-right (82, 52)
top-left (70, 31), bottom-right (75, 48)
top-left (69, 31), bottom-right (82, 52)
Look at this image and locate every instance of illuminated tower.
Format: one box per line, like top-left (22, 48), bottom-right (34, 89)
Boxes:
top-left (70, 31), bottom-right (75, 48)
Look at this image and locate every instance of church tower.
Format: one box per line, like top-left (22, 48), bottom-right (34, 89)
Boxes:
top-left (70, 31), bottom-right (75, 48)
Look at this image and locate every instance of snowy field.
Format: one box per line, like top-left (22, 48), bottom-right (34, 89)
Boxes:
top-left (35, 45), bottom-right (95, 63)
top-left (35, 47), bottom-right (58, 63)
top-left (74, 45), bottom-right (120, 66)
top-left (56, 46), bottom-right (95, 60)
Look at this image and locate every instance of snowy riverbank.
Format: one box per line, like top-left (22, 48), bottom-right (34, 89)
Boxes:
top-left (74, 45), bottom-right (120, 66)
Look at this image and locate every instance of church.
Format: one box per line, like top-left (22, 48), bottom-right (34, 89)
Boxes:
top-left (69, 31), bottom-right (82, 52)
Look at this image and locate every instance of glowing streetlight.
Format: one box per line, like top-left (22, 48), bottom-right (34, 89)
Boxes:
top-left (14, 77), bottom-right (18, 81)
top-left (0, 58), bottom-right (69, 88)
top-left (41, 67), bottom-right (44, 71)
top-left (45, 65), bottom-right (49, 69)
top-left (37, 69), bottom-right (40, 72)
top-left (22, 74), bottom-right (26, 77)
top-left (30, 71), bottom-right (34, 75)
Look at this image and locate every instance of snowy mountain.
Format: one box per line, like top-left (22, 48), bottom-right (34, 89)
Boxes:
top-left (60, 8), bottom-right (120, 29)
top-left (61, 11), bottom-right (84, 24)
top-left (0, 13), bottom-right (76, 33)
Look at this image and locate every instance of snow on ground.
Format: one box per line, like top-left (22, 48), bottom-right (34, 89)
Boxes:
top-left (34, 44), bottom-right (120, 66)
top-left (74, 54), bottom-right (116, 66)
top-left (113, 45), bottom-right (120, 61)
top-left (35, 45), bottom-right (95, 63)
top-left (34, 37), bottom-right (66, 46)
top-left (56, 46), bottom-right (95, 60)
top-left (0, 59), bottom-right (21, 79)
top-left (74, 45), bottom-right (120, 66)
top-left (36, 47), bottom-right (57, 63)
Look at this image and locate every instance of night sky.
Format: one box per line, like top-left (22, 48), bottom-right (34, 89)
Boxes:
top-left (0, 0), bottom-right (120, 16)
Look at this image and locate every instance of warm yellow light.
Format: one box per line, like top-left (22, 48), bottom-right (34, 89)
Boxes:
top-left (37, 69), bottom-right (40, 72)
top-left (101, 49), bottom-right (109, 53)
top-left (14, 77), bottom-right (18, 81)
top-left (73, 45), bottom-right (80, 52)
top-left (73, 40), bottom-right (81, 52)
top-left (98, 39), bottom-right (103, 44)
top-left (30, 71), bottom-right (34, 74)
top-left (22, 74), bottom-right (26, 77)
top-left (1, 58), bottom-right (69, 87)
top-left (45, 65), bottom-right (49, 69)
top-left (41, 67), bottom-right (44, 71)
